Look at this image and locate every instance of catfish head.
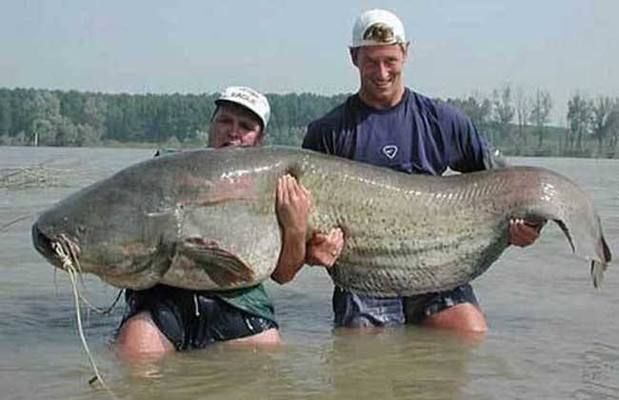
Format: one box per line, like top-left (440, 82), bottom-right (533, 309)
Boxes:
top-left (31, 177), bottom-right (174, 289)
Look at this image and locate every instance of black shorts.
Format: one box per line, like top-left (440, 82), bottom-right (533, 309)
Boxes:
top-left (332, 284), bottom-right (479, 328)
top-left (403, 284), bottom-right (480, 324)
top-left (118, 285), bottom-right (278, 350)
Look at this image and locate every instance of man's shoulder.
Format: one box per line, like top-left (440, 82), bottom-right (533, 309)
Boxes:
top-left (411, 91), bottom-right (473, 128)
top-left (435, 98), bottom-right (469, 120)
top-left (408, 89), bottom-right (461, 117)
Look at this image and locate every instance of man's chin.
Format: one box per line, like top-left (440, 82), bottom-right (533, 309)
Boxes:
top-left (366, 84), bottom-right (394, 96)
top-left (375, 83), bottom-right (392, 90)
top-left (370, 89), bottom-right (397, 102)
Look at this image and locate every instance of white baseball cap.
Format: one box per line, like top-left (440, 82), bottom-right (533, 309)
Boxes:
top-left (215, 86), bottom-right (271, 129)
top-left (351, 9), bottom-right (407, 48)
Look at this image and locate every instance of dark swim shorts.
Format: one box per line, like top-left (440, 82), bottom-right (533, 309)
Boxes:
top-left (332, 284), bottom-right (479, 328)
top-left (118, 285), bottom-right (278, 350)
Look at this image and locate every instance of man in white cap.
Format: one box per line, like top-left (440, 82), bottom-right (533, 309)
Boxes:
top-left (116, 86), bottom-right (324, 359)
top-left (303, 10), bottom-right (544, 333)
top-left (209, 86), bottom-right (271, 147)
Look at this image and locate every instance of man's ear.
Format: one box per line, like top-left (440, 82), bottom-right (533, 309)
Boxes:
top-left (402, 42), bottom-right (411, 61)
top-left (349, 48), bottom-right (359, 67)
top-left (256, 129), bottom-right (266, 145)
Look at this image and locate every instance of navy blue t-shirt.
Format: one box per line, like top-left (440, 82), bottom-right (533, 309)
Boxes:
top-left (303, 88), bottom-right (497, 176)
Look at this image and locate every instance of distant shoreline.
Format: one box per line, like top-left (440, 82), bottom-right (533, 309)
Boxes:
top-left (1, 143), bottom-right (617, 160)
top-left (1, 87), bottom-right (617, 159)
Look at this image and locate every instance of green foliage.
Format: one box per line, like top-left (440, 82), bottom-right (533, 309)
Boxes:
top-left (0, 87), bottom-right (617, 158)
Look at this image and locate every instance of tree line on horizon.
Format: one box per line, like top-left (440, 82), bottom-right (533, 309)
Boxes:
top-left (0, 86), bottom-right (617, 158)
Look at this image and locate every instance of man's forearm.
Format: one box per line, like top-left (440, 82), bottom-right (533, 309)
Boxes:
top-left (271, 230), bottom-right (306, 284)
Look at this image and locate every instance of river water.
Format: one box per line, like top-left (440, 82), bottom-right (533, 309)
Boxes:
top-left (1, 146), bottom-right (617, 400)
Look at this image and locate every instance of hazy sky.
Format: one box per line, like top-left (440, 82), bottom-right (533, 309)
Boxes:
top-left (1, 1), bottom-right (617, 123)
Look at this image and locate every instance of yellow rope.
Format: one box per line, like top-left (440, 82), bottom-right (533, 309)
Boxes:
top-left (52, 241), bottom-right (120, 400)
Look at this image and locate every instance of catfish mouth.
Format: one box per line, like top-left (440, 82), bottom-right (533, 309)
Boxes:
top-left (32, 223), bottom-right (80, 271)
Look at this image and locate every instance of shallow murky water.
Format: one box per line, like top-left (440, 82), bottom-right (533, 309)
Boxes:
top-left (1, 147), bottom-right (617, 400)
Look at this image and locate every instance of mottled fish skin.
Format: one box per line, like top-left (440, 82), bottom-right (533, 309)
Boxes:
top-left (32, 146), bottom-right (611, 296)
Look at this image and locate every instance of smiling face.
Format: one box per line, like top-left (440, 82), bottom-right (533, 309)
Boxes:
top-left (351, 43), bottom-right (409, 109)
top-left (208, 102), bottom-right (264, 148)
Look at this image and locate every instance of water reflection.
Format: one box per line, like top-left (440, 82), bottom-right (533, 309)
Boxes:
top-left (109, 327), bottom-right (479, 400)
top-left (1, 147), bottom-right (618, 400)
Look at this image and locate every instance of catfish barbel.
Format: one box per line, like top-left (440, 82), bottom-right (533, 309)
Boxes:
top-left (32, 146), bottom-right (611, 296)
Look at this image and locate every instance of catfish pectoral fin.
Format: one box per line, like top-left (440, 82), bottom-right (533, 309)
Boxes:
top-left (177, 237), bottom-right (256, 287)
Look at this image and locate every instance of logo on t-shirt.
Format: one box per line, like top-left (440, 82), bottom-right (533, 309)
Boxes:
top-left (382, 145), bottom-right (398, 160)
